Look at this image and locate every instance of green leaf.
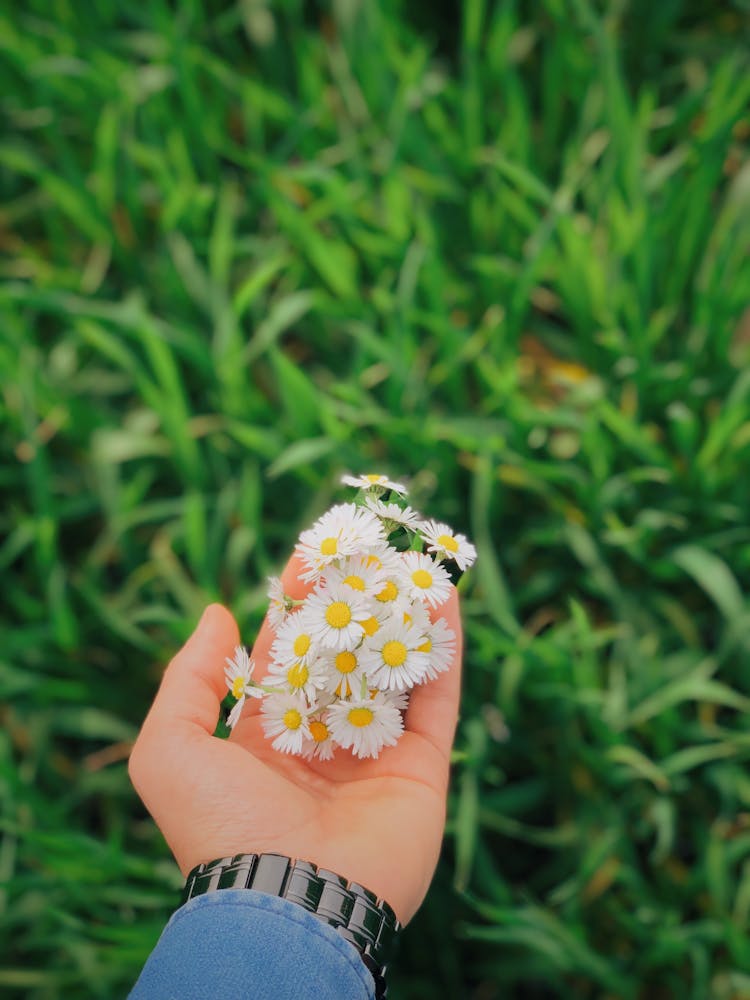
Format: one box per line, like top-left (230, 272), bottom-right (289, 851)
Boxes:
top-left (266, 437), bottom-right (338, 479)
top-left (672, 545), bottom-right (745, 622)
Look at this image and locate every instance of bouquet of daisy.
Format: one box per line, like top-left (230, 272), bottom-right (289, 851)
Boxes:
top-left (224, 473), bottom-right (476, 760)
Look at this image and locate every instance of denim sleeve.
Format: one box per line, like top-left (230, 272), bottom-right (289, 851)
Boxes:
top-left (129, 889), bottom-right (376, 1000)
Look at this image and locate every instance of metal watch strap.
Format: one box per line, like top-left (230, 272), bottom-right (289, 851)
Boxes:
top-left (182, 852), bottom-right (400, 999)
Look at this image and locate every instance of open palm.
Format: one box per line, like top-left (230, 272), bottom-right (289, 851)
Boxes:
top-left (129, 556), bottom-right (462, 924)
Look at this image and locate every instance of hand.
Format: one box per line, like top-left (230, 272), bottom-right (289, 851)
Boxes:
top-left (128, 554), bottom-right (463, 924)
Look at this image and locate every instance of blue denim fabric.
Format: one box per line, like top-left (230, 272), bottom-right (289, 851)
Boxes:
top-left (129, 890), bottom-right (376, 1000)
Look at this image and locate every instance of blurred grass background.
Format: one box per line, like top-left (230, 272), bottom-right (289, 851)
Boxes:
top-left (2, 0), bottom-right (750, 996)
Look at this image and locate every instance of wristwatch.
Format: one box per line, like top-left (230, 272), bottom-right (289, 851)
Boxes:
top-left (182, 852), bottom-right (400, 998)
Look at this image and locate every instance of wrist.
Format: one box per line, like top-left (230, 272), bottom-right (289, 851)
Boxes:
top-left (182, 852), bottom-right (400, 999)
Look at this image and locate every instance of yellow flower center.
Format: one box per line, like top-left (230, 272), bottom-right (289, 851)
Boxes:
top-left (365, 554), bottom-right (382, 568)
top-left (287, 663), bottom-right (309, 689)
top-left (412, 569), bottom-right (433, 589)
top-left (437, 533), bottom-right (459, 552)
top-left (335, 651), bottom-right (357, 674)
top-left (418, 638), bottom-right (432, 653)
top-left (283, 709), bottom-right (302, 730)
top-left (382, 640), bottom-right (407, 668)
top-left (365, 474), bottom-right (384, 484)
top-left (361, 616), bottom-right (380, 637)
top-left (376, 580), bottom-right (398, 603)
top-left (348, 707), bottom-right (374, 727)
top-left (293, 634), bottom-right (311, 657)
top-left (309, 720), bottom-right (329, 743)
top-left (320, 536), bottom-right (338, 556)
top-left (231, 676), bottom-right (245, 699)
top-left (326, 601), bottom-right (352, 629)
top-left (342, 574), bottom-right (365, 591)
top-left (403, 611), bottom-right (412, 624)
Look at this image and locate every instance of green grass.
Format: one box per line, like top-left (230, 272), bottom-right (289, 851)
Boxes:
top-left (2, 0), bottom-right (750, 996)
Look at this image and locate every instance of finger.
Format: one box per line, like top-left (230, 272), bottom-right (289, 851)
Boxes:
top-left (143, 603), bottom-right (240, 736)
top-left (281, 550), bottom-right (316, 601)
top-left (404, 587), bottom-right (463, 764)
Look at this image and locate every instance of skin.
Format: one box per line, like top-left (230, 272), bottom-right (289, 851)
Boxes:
top-left (128, 553), bottom-right (463, 925)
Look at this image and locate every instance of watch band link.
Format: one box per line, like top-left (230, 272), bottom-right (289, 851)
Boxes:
top-left (182, 853), bottom-right (400, 998)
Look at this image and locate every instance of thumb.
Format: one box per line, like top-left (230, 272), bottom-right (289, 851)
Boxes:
top-left (143, 603), bottom-right (240, 737)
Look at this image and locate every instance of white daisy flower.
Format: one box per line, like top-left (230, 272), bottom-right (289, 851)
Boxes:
top-left (224, 645), bottom-right (257, 699)
top-left (364, 497), bottom-right (422, 531)
top-left (227, 700), bottom-right (247, 730)
top-left (360, 619), bottom-right (430, 691)
top-left (418, 519), bottom-right (477, 571)
top-left (302, 582), bottom-right (372, 650)
top-left (398, 551), bottom-right (453, 609)
top-left (375, 688), bottom-right (410, 712)
top-left (270, 613), bottom-right (317, 669)
top-left (266, 576), bottom-right (292, 630)
top-left (357, 604), bottom-right (390, 642)
top-left (297, 503), bottom-right (385, 581)
top-left (260, 692), bottom-right (311, 754)
top-left (399, 596), bottom-right (431, 635)
top-left (263, 655), bottom-right (328, 700)
top-left (341, 473), bottom-right (408, 496)
top-left (301, 711), bottom-right (336, 761)
top-left (417, 616), bottom-right (456, 681)
top-left (224, 646), bottom-right (263, 729)
top-left (319, 645), bottom-right (368, 698)
top-left (322, 555), bottom-right (388, 600)
top-left (359, 541), bottom-right (402, 577)
top-left (372, 569), bottom-right (407, 609)
top-left (327, 692), bottom-right (404, 759)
